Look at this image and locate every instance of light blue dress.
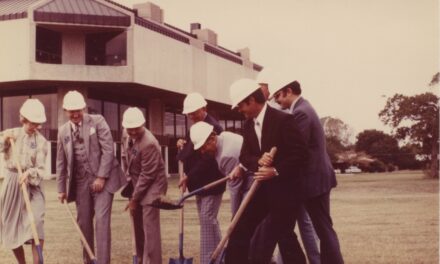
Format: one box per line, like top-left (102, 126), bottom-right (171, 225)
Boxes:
top-left (0, 127), bottom-right (48, 249)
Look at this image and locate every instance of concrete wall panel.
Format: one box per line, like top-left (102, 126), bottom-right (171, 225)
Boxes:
top-left (0, 19), bottom-right (30, 82)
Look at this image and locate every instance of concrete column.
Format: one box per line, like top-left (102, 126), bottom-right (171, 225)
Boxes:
top-left (62, 32), bottom-right (85, 65)
top-left (147, 98), bottom-right (164, 135)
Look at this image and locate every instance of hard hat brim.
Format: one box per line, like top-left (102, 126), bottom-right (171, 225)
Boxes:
top-left (122, 121), bottom-right (145, 129)
top-left (230, 86), bottom-right (260, 109)
top-left (63, 102), bottom-right (86, 111)
top-left (182, 104), bottom-right (206, 114)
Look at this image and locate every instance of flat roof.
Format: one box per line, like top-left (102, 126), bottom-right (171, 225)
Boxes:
top-left (34, 0), bottom-right (130, 26)
top-left (0, 0), bottom-right (262, 70)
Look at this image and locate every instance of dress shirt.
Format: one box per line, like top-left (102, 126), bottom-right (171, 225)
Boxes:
top-left (253, 103), bottom-right (267, 149)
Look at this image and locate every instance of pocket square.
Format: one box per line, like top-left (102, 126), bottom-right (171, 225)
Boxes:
top-left (90, 127), bottom-right (96, 135)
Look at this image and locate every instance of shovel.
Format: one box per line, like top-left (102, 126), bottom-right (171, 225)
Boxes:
top-left (150, 175), bottom-right (229, 210)
top-left (64, 202), bottom-right (97, 264)
top-left (10, 140), bottom-right (44, 264)
top-left (129, 213), bottom-right (138, 264)
top-left (209, 147), bottom-right (277, 264)
top-left (169, 161), bottom-right (193, 264)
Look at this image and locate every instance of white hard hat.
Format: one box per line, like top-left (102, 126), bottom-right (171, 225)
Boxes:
top-left (229, 78), bottom-right (260, 109)
top-left (256, 67), bottom-right (273, 85)
top-left (256, 68), bottom-right (289, 99)
top-left (182, 92), bottom-right (207, 114)
top-left (20, 99), bottom-right (46, 123)
top-left (122, 107), bottom-right (146, 128)
top-left (190, 121), bottom-right (214, 150)
top-left (63, 91), bottom-right (86, 110)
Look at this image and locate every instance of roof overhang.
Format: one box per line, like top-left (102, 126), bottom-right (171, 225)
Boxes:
top-left (33, 0), bottom-right (130, 27)
top-left (0, 80), bottom-right (243, 120)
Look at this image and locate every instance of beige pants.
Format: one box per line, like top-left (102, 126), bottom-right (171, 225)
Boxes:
top-left (133, 204), bottom-right (162, 264)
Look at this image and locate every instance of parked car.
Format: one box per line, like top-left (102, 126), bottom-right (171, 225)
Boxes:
top-left (346, 166), bottom-right (362, 173)
top-left (334, 169), bottom-right (342, 174)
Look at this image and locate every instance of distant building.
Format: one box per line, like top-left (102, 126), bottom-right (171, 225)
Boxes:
top-left (0, 0), bottom-right (262, 176)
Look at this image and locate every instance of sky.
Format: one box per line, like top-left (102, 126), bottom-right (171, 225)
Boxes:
top-left (117, 0), bottom-right (438, 137)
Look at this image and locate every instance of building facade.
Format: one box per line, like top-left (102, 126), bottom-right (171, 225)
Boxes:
top-left (0, 0), bottom-right (262, 176)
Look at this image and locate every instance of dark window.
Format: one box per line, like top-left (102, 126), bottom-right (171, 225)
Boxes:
top-left (86, 31), bottom-right (127, 66)
top-left (31, 94), bottom-right (57, 140)
top-left (87, 98), bottom-right (103, 114)
top-left (3, 95), bottom-right (28, 129)
top-left (36, 26), bottom-right (62, 64)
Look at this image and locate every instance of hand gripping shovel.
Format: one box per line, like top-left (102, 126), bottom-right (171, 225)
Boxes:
top-left (64, 202), bottom-right (97, 264)
top-left (169, 161), bottom-right (193, 264)
top-left (209, 147), bottom-right (277, 264)
top-left (150, 175), bottom-right (229, 210)
top-left (10, 140), bottom-right (44, 264)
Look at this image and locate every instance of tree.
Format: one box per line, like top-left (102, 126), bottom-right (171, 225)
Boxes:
top-left (326, 135), bottom-right (347, 164)
top-left (320, 116), bottom-right (354, 164)
top-left (379, 92), bottom-right (439, 178)
top-left (395, 144), bottom-right (424, 170)
top-left (355, 129), bottom-right (400, 166)
top-left (321, 116), bottom-right (354, 147)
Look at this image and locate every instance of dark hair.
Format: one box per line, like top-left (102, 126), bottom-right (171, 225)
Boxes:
top-left (242, 87), bottom-right (266, 105)
top-left (281, 81), bottom-right (301, 95)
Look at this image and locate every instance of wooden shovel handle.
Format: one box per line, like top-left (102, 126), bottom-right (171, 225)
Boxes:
top-left (10, 140), bottom-right (41, 247)
top-left (129, 213), bottom-right (137, 257)
top-left (64, 202), bottom-right (97, 261)
top-left (210, 147), bottom-right (277, 260)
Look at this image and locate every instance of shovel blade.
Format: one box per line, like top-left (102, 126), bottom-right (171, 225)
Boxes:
top-left (149, 197), bottom-right (183, 210)
top-left (36, 245), bottom-right (44, 264)
top-left (168, 257), bottom-right (193, 264)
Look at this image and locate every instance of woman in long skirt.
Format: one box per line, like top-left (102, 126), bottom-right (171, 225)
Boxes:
top-left (0, 99), bottom-right (48, 264)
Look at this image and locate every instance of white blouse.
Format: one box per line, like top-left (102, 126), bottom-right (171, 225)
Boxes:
top-left (0, 127), bottom-right (48, 186)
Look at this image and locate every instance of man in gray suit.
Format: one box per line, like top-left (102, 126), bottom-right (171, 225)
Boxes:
top-left (271, 81), bottom-right (344, 264)
top-left (56, 91), bottom-right (125, 264)
top-left (121, 107), bottom-right (168, 264)
top-left (189, 121), bottom-right (252, 216)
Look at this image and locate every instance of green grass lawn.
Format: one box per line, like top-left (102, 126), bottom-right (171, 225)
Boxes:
top-left (0, 171), bottom-right (438, 263)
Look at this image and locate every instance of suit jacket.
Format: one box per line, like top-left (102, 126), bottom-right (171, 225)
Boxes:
top-left (177, 113), bottom-right (225, 195)
top-left (240, 105), bottom-right (308, 207)
top-left (56, 114), bottom-right (126, 202)
top-left (121, 128), bottom-right (168, 205)
top-left (290, 97), bottom-right (337, 198)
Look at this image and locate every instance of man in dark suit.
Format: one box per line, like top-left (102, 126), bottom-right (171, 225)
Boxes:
top-left (271, 80), bottom-right (344, 264)
top-left (176, 92), bottom-right (225, 264)
top-left (224, 79), bottom-right (308, 264)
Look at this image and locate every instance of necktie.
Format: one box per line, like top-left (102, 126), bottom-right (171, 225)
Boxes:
top-left (254, 120), bottom-right (262, 149)
top-left (73, 124), bottom-right (83, 143)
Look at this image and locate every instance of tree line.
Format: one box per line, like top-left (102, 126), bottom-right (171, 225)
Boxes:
top-left (323, 91), bottom-right (438, 178)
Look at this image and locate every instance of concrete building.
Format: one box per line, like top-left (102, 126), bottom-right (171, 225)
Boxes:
top-left (0, 0), bottom-right (262, 176)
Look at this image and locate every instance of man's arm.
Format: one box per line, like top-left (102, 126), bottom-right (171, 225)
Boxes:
top-left (95, 115), bottom-right (115, 178)
top-left (56, 129), bottom-right (67, 202)
top-left (239, 126), bottom-right (259, 173)
top-left (120, 133), bottom-right (128, 174)
top-left (131, 144), bottom-right (162, 203)
top-left (276, 114), bottom-right (308, 178)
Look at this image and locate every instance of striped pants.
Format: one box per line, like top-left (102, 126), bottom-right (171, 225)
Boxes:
top-left (196, 194), bottom-right (223, 264)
